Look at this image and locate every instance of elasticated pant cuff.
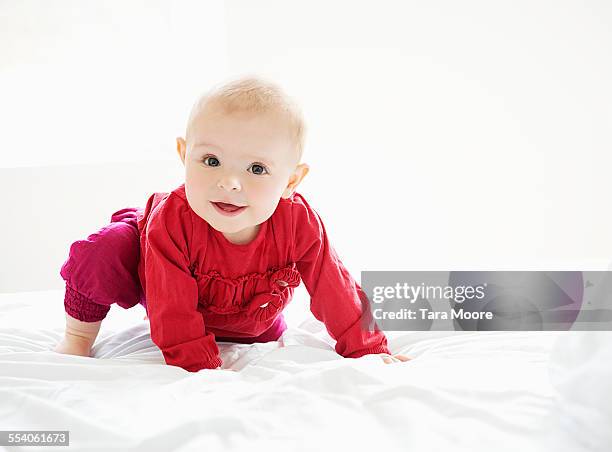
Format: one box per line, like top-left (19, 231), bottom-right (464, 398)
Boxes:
top-left (64, 284), bottom-right (110, 322)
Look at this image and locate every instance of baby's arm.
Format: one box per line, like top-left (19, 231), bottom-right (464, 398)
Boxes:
top-left (292, 194), bottom-right (399, 360)
top-left (140, 193), bottom-right (222, 372)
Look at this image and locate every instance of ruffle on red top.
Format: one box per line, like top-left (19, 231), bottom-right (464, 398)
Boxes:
top-left (194, 262), bottom-right (302, 322)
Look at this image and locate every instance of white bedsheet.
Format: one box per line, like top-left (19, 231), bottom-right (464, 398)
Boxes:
top-left (0, 289), bottom-right (609, 452)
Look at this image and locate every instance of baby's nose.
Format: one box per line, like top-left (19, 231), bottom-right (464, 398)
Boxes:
top-left (217, 176), bottom-right (241, 191)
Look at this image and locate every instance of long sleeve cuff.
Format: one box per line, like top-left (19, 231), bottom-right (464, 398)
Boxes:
top-left (343, 344), bottom-right (392, 359)
top-left (182, 355), bottom-right (223, 372)
top-left (333, 314), bottom-right (391, 359)
top-left (159, 333), bottom-right (222, 372)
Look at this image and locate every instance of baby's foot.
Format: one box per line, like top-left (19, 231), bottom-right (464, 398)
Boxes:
top-left (54, 335), bottom-right (93, 357)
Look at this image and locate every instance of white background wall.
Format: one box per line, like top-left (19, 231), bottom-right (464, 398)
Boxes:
top-left (1, 1), bottom-right (611, 294)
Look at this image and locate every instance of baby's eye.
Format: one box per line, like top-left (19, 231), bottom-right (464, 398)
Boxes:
top-left (202, 155), bottom-right (220, 167)
top-left (248, 163), bottom-right (269, 175)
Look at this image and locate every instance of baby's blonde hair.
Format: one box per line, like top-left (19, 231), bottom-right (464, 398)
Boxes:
top-left (186, 75), bottom-right (306, 164)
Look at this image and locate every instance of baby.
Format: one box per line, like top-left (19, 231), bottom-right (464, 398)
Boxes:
top-left (54, 76), bottom-right (411, 370)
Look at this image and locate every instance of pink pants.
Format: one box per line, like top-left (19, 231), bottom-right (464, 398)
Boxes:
top-left (59, 207), bottom-right (286, 344)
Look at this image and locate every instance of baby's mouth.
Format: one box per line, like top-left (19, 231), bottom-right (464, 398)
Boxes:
top-left (211, 201), bottom-right (247, 214)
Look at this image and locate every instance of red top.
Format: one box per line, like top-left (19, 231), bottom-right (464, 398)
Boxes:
top-left (136, 184), bottom-right (390, 372)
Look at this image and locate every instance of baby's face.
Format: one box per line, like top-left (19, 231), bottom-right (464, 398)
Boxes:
top-left (177, 103), bottom-right (307, 242)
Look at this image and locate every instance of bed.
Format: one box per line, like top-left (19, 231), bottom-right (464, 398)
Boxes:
top-left (1, 287), bottom-right (609, 452)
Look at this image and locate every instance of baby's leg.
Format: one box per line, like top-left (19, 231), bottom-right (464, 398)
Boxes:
top-left (55, 207), bottom-right (144, 357)
top-left (55, 313), bottom-right (103, 357)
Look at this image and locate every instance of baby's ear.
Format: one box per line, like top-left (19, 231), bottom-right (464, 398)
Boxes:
top-left (282, 163), bottom-right (310, 198)
top-left (176, 137), bottom-right (187, 164)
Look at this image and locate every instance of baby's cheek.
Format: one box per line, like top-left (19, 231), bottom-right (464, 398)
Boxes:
top-left (249, 180), bottom-right (284, 216)
top-left (185, 166), bottom-right (206, 186)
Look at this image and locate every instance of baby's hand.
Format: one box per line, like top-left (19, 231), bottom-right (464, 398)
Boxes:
top-left (378, 353), bottom-right (412, 364)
